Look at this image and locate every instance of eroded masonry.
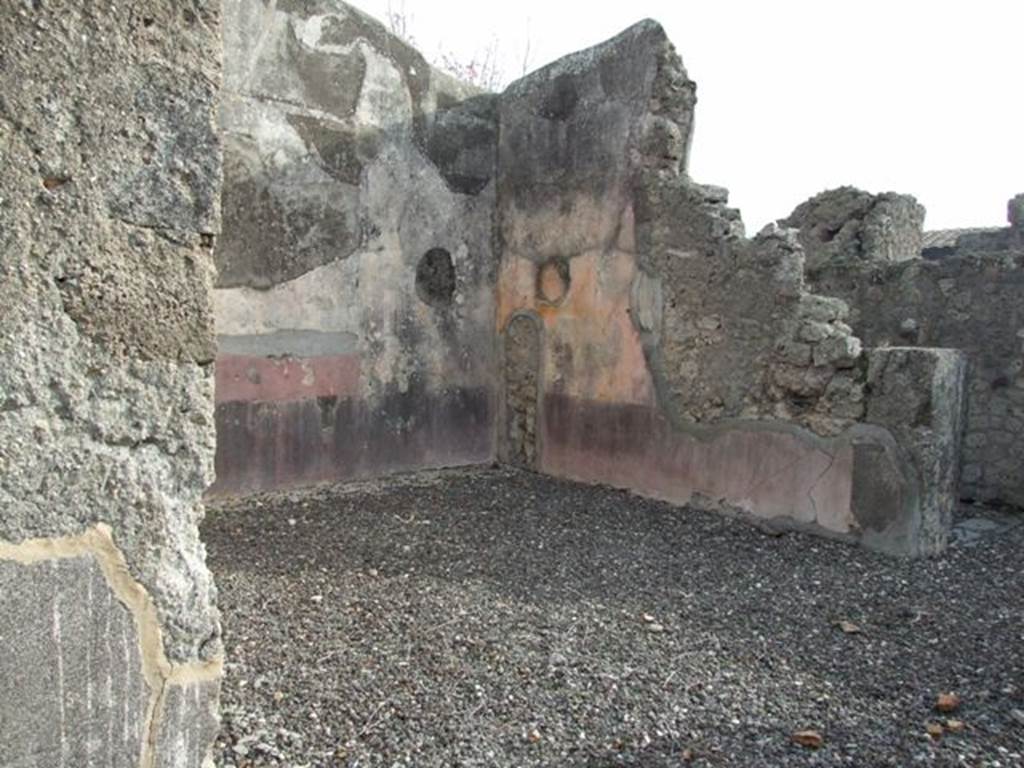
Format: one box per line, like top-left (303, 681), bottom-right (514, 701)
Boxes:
top-left (1, 0), bottom-right (1020, 765)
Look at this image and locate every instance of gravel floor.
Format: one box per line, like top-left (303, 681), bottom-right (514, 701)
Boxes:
top-left (203, 467), bottom-right (1024, 767)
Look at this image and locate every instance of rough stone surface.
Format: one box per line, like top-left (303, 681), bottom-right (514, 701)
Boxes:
top-left (635, 194), bottom-right (867, 437)
top-left (213, 0), bottom-right (497, 494)
top-left (778, 186), bottom-right (925, 271)
top-left (502, 313), bottom-right (542, 469)
top-left (0, 2), bottom-right (223, 764)
top-left (810, 243), bottom-right (1024, 507)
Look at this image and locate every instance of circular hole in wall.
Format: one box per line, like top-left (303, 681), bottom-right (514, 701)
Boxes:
top-left (537, 259), bottom-right (570, 305)
top-left (416, 247), bottom-right (456, 308)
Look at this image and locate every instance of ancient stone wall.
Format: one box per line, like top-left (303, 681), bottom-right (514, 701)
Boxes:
top-left (0, 2), bottom-right (222, 765)
top-left (806, 214), bottom-right (1024, 507)
top-left (210, 6), bottom-right (969, 554)
top-left (778, 187), bottom-right (925, 271)
top-left (212, 0), bottom-right (498, 494)
top-left (495, 21), bottom-right (966, 556)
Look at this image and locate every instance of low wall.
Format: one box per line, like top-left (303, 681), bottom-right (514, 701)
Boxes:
top-left (0, 2), bottom-right (223, 765)
top-left (541, 345), bottom-right (965, 556)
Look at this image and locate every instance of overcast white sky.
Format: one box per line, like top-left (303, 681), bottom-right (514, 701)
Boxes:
top-left (352, 0), bottom-right (1022, 231)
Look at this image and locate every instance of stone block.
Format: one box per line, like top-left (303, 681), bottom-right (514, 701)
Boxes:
top-left (857, 347), bottom-right (968, 555)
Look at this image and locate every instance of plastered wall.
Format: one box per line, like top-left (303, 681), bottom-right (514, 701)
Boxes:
top-left (495, 21), bottom-right (966, 557)
top-left (211, 0), bottom-right (498, 494)
top-left (213, 8), bottom-right (968, 556)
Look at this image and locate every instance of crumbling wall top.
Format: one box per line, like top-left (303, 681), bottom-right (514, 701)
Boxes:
top-left (778, 186), bottom-right (925, 271)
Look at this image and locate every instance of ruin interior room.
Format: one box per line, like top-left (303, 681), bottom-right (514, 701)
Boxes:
top-left (2, 1), bottom-right (1022, 766)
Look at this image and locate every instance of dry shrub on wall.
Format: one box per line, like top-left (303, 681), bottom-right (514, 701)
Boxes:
top-left (386, 0), bottom-right (530, 91)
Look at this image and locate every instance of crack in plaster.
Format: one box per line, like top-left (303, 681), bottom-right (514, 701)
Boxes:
top-left (806, 449), bottom-right (839, 524)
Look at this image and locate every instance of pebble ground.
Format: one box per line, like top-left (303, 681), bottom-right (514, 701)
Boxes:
top-left (203, 467), bottom-right (1024, 767)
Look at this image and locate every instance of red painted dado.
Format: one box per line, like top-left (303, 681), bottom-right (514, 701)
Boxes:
top-left (541, 393), bottom-right (856, 534)
top-left (216, 354), bottom-right (362, 403)
top-left (210, 385), bottom-right (494, 495)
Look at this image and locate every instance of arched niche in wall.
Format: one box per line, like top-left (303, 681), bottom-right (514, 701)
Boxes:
top-left (501, 311), bottom-right (543, 470)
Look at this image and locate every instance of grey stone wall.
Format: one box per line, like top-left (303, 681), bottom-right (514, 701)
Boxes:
top-left (778, 186), bottom-right (925, 271)
top-left (0, 2), bottom-right (222, 765)
top-left (811, 244), bottom-right (1024, 507)
top-left (784, 188), bottom-right (1024, 508)
top-left (781, 188), bottom-right (1023, 507)
top-left (213, 0), bottom-right (498, 494)
top-left (635, 185), bottom-right (868, 439)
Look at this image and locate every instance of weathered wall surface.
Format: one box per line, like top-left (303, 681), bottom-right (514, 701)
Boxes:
top-left (495, 22), bottom-right (965, 556)
top-left (211, 7), bottom-right (968, 553)
top-left (0, 2), bottom-right (222, 766)
top-left (213, 0), bottom-right (497, 494)
top-left (501, 313), bottom-right (542, 469)
top-left (778, 186), bottom-right (925, 271)
top-left (807, 215), bottom-right (1024, 506)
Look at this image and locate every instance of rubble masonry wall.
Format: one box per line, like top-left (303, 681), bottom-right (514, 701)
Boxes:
top-left (809, 237), bottom-right (1024, 507)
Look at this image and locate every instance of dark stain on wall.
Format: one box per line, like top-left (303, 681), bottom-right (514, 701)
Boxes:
top-left (538, 74), bottom-right (579, 121)
top-left (286, 115), bottom-right (382, 185)
top-left (211, 385), bottom-right (493, 495)
top-left (424, 94), bottom-right (499, 195)
top-left (850, 443), bottom-right (908, 534)
top-left (217, 139), bottom-right (360, 289)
